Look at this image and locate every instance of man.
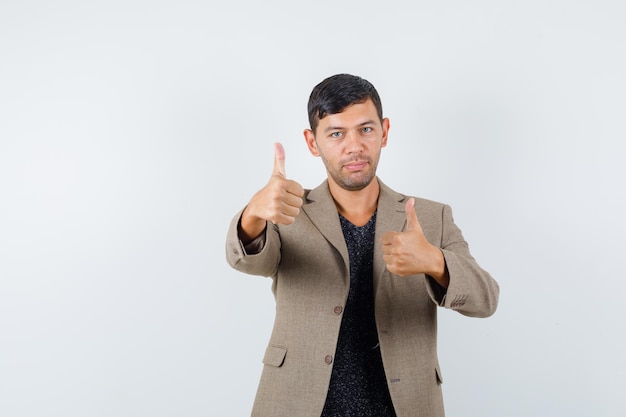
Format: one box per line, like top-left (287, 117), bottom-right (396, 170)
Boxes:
top-left (225, 74), bottom-right (499, 417)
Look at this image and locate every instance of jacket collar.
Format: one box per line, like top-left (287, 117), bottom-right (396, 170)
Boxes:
top-left (373, 180), bottom-right (407, 289)
top-left (302, 178), bottom-right (408, 289)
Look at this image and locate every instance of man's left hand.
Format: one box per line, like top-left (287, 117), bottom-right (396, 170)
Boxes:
top-left (382, 198), bottom-right (449, 287)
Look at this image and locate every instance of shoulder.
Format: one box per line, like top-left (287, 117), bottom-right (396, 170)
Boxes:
top-left (378, 179), bottom-right (448, 211)
top-left (302, 180), bottom-right (329, 203)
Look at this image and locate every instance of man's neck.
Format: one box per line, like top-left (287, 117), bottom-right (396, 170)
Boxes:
top-left (328, 178), bottom-right (380, 227)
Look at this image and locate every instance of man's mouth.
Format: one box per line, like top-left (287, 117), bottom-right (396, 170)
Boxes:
top-left (343, 161), bottom-right (369, 171)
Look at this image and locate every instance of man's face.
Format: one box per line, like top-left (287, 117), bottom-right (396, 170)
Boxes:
top-left (304, 99), bottom-right (390, 191)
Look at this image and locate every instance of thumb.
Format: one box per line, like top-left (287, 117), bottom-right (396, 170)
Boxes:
top-left (405, 198), bottom-right (421, 231)
top-left (273, 142), bottom-right (286, 177)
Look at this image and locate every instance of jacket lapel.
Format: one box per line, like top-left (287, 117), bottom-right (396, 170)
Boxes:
top-left (302, 181), bottom-right (350, 272)
top-left (373, 180), bottom-right (407, 291)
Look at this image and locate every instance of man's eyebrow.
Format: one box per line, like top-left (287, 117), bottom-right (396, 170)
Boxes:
top-left (323, 120), bottom-right (376, 134)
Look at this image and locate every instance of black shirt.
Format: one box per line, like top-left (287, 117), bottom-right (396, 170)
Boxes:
top-left (321, 212), bottom-right (396, 417)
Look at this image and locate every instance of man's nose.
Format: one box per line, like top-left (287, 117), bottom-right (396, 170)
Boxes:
top-left (345, 131), bottom-right (363, 153)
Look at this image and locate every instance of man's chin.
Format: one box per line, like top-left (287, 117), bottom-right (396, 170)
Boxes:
top-left (338, 175), bottom-right (375, 191)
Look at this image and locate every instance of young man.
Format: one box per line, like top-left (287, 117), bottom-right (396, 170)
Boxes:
top-left (225, 74), bottom-right (499, 417)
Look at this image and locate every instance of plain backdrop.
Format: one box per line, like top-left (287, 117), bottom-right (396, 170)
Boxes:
top-left (1, 1), bottom-right (625, 416)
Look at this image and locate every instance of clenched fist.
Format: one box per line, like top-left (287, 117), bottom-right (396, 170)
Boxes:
top-left (239, 143), bottom-right (305, 242)
top-left (382, 198), bottom-right (449, 287)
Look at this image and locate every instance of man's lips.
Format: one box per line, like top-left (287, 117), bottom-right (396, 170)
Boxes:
top-left (343, 161), bottom-right (369, 171)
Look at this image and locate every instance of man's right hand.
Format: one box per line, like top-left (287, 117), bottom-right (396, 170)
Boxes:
top-left (239, 142), bottom-right (305, 243)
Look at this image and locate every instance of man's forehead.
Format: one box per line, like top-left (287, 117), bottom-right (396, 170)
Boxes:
top-left (319, 100), bottom-right (379, 128)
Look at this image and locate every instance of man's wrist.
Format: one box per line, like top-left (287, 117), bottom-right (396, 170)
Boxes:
top-left (239, 207), bottom-right (267, 244)
top-left (428, 248), bottom-right (450, 288)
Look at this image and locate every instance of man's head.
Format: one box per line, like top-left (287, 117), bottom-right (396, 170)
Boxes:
top-left (304, 74), bottom-right (390, 192)
top-left (307, 74), bottom-right (383, 134)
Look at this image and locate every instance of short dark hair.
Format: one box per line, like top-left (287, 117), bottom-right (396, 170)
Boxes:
top-left (307, 74), bottom-right (383, 133)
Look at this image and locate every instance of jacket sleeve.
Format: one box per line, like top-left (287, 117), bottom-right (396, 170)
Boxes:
top-left (425, 204), bottom-right (499, 318)
top-left (224, 208), bottom-right (281, 278)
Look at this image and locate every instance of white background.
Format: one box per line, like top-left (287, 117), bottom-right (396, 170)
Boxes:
top-left (1, 1), bottom-right (625, 416)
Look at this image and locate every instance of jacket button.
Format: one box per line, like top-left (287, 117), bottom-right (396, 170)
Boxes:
top-left (333, 306), bottom-right (343, 315)
top-left (324, 355), bottom-right (333, 365)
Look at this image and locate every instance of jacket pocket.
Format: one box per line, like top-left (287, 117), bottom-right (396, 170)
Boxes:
top-left (262, 345), bottom-right (287, 367)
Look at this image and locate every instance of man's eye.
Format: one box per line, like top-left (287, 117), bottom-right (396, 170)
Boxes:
top-left (330, 132), bottom-right (342, 138)
top-left (362, 127), bottom-right (373, 133)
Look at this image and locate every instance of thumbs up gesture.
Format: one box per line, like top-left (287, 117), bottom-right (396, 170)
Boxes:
top-left (382, 198), bottom-right (449, 287)
top-left (239, 143), bottom-right (305, 242)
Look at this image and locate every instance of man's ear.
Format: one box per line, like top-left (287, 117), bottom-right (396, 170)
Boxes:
top-left (381, 117), bottom-right (390, 148)
top-left (303, 129), bottom-right (320, 156)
